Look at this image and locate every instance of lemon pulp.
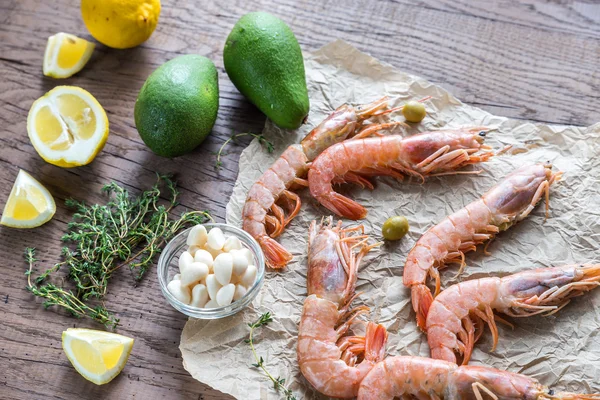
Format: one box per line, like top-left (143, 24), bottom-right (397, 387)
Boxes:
top-left (56, 93), bottom-right (97, 140)
top-left (34, 105), bottom-right (69, 150)
top-left (57, 36), bottom-right (90, 69)
top-left (5, 184), bottom-right (47, 220)
top-left (70, 338), bottom-right (106, 375)
top-left (70, 338), bottom-right (124, 374)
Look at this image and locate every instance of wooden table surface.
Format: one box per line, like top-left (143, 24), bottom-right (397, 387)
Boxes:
top-left (1, 1), bottom-right (599, 399)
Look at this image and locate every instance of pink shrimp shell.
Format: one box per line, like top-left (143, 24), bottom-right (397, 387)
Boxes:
top-left (298, 295), bottom-right (386, 398)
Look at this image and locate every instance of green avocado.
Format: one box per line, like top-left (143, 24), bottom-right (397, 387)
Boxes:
top-left (223, 12), bottom-right (309, 130)
top-left (134, 55), bottom-right (219, 158)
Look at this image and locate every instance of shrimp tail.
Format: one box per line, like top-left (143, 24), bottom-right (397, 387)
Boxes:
top-left (364, 322), bottom-right (388, 363)
top-left (412, 284), bottom-right (434, 331)
top-left (258, 235), bottom-right (293, 269)
top-left (318, 192), bottom-right (368, 220)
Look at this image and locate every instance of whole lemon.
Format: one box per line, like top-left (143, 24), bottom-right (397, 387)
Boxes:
top-left (81, 0), bottom-right (161, 49)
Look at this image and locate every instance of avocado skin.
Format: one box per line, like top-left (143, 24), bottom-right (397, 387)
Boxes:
top-left (223, 12), bottom-right (309, 130)
top-left (134, 55), bottom-right (219, 158)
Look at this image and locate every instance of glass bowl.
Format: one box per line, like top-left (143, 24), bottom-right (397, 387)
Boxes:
top-left (157, 222), bottom-right (265, 319)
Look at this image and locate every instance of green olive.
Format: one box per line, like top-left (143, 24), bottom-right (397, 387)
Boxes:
top-left (382, 216), bottom-right (409, 241)
top-left (402, 101), bottom-right (426, 123)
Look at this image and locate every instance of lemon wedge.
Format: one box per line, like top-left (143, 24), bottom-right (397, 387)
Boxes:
top-left (43, 33), bottom-right (95, 78)
top-left (1, 170), bottom-right (56, 228)
top-left (62, 328), bottom-right (134, 385)
top-left (27, 86), bottom-right (109, 167)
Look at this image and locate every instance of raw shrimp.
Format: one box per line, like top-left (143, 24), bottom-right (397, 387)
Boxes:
top-left (404, 163), bottom-right (562, 330)
top-left (357, 356), bottom-right (599, 399)
top-left (427, 264), bottom-right (600, 365)
top-left (308, 127), bottom-right (494, 220)
top-left (298, 217), bottom-right (387, 398)
top-left (243, 97), bottom-right (404, 268)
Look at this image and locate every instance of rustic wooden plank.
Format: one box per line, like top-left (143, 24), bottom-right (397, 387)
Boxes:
top-left (1, 0), bottom-right (599, 399)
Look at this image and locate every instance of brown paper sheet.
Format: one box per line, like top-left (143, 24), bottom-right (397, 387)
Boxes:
top-left (180, 40), bottom-right (600, 399)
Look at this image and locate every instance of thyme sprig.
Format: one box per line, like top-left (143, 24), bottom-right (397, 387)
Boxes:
top-left (26, 248), bottom-right (118, 328)
top-left (246, 312), bottom-right (297, 400)
top-left (216, 133), bottom-right (274, 168)
top-left (24, 175), bottom-right (212, 328)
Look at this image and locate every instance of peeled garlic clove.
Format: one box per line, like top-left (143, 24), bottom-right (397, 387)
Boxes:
top-left (237, 248), bottom-right (254, 266)
top-left (179, 251), bottom-right (194, 275)
top-left (213, 253), bottom-right (233, 285)
top-left (191, 284), bottom-right (209, 308)
top-left (205, 274), bottom-right (222, 300)
top-left (187, 225), bottom-right (208, 247)
top-left (172, 273), bottom-right (181, 281)
top-left (180, 262), bottom-right (209, 288)
top-left (206, 245), bottom-right (223, 260)
top-left (207, 227), bottom-right (226, 250)
top-left (223, 236), bottom-right (242, 252)
top-left (241, 264), bottom-right (258, 287)
top-left (216, 284), bottom-right (235, 306)
top-left (188, 245), bottom-right (201, 257)
top-left (232, 251), bottom-right (249, 276)
top-left (167, 280), bottom-right (191, 304)
top-left (204, 299), bottom-right (219, 309)
top-left (194, 249), bottom-right (214, 270)
top-left (233, 284), bottom-right (247, 301)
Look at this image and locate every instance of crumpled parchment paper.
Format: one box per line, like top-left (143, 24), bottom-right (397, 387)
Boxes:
top-left (180, 40), bottom-right (600, 399)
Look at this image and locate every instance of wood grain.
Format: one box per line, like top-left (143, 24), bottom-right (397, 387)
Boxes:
top-left (1, 0), bottom-right (599, 399)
